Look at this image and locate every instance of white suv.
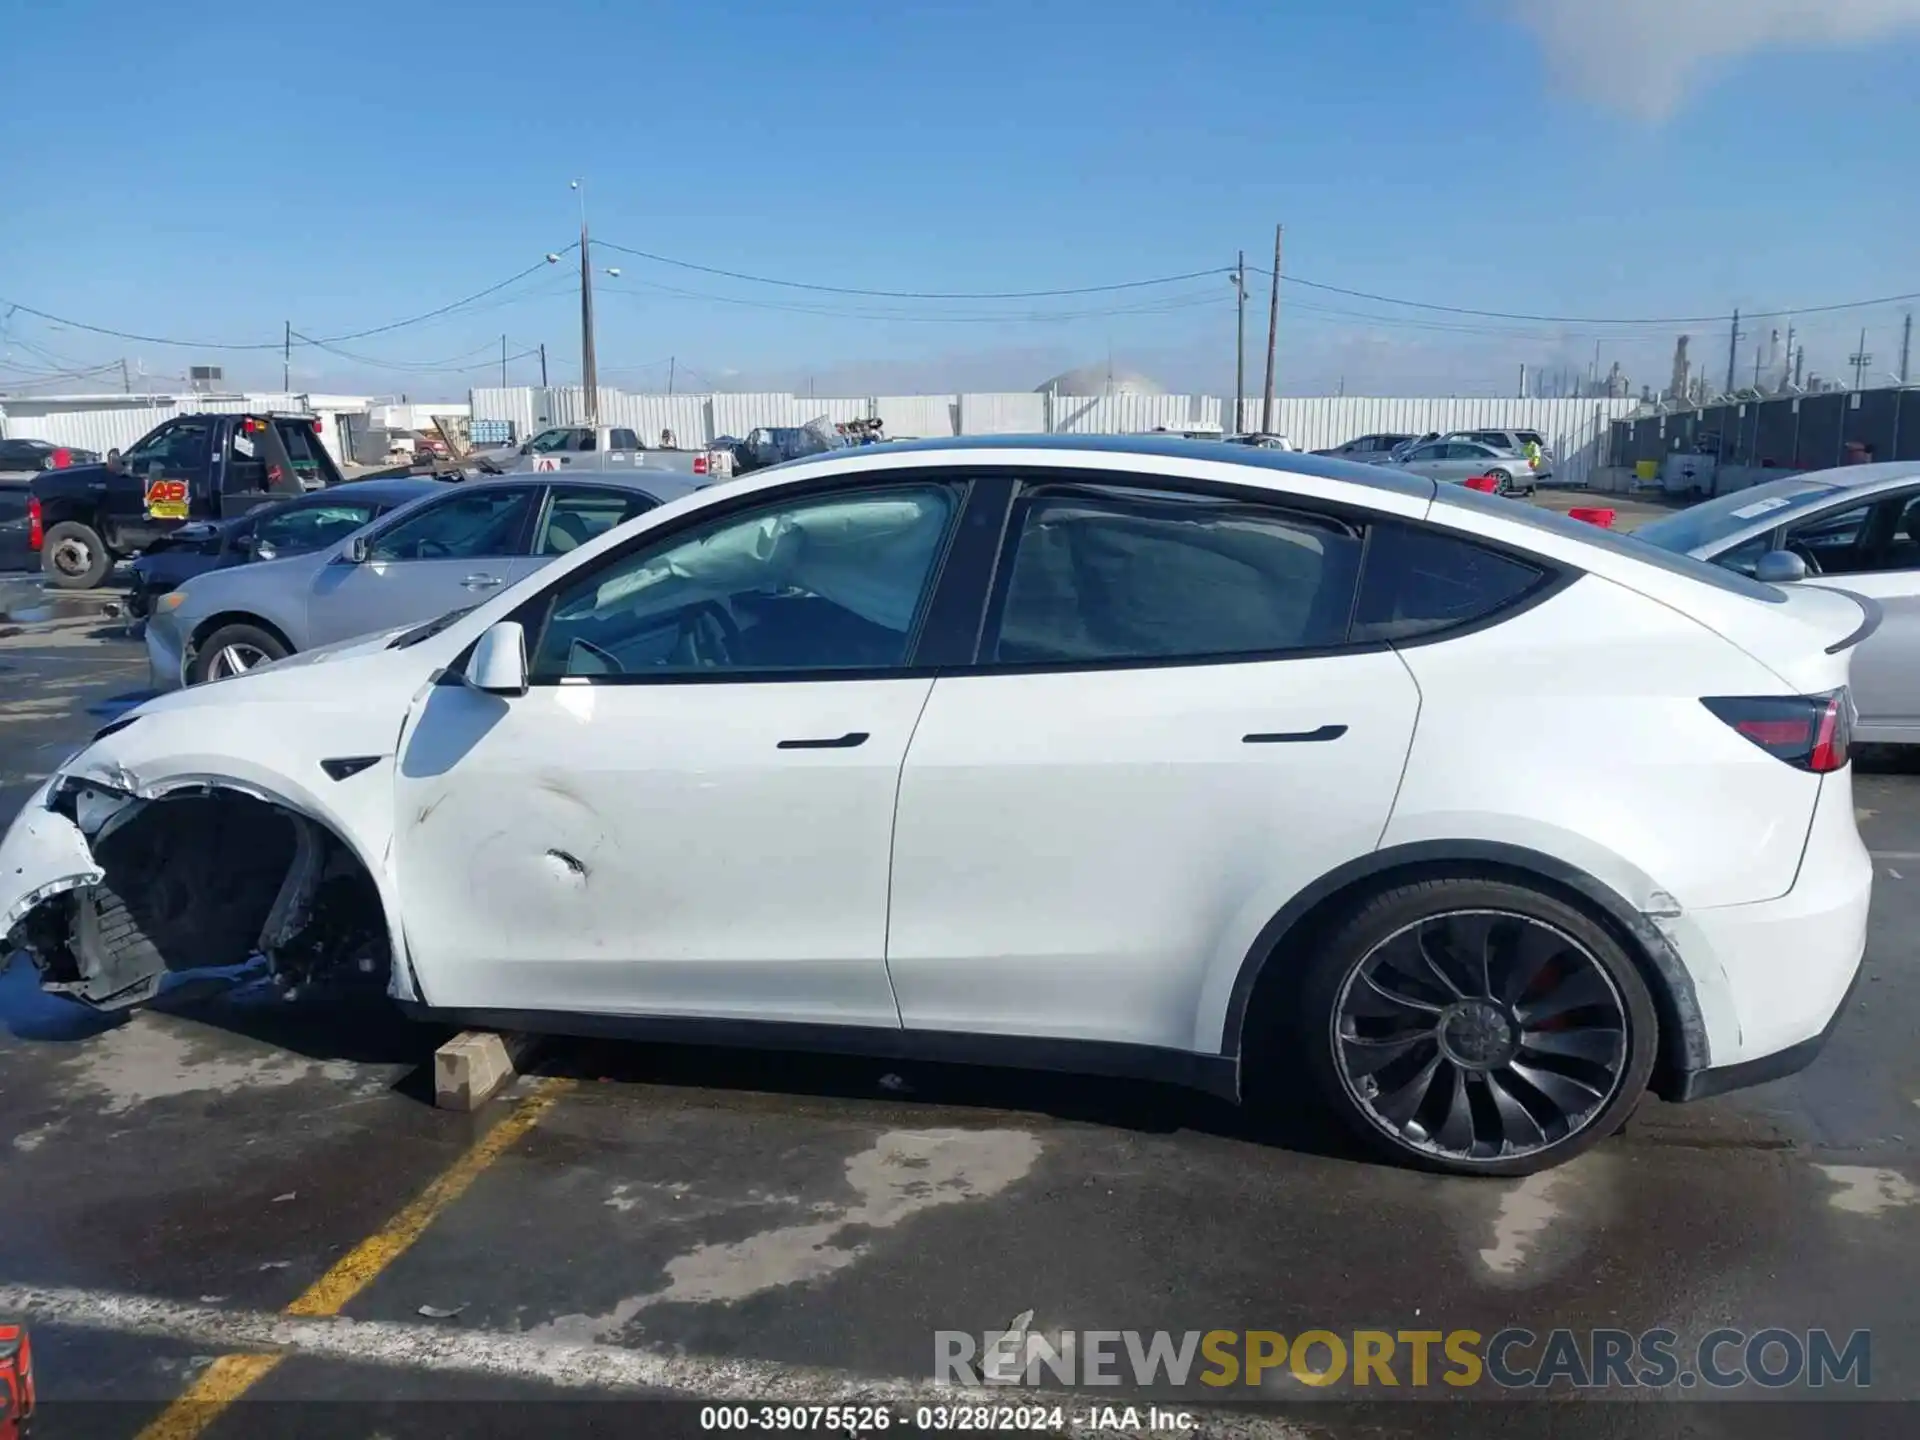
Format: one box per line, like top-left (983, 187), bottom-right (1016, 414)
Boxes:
top-left (1, 437), bottom-right (1872, 1174)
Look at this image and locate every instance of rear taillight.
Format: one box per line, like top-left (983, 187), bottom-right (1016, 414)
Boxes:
top-left (1703, 690), bottom-right (1852, 772)
top-left (693, 454), bottom-right (709, 475)
top-left (51, 448), bottom-right (72, 468)
top-left (26, 497), bottom-right (43, 552)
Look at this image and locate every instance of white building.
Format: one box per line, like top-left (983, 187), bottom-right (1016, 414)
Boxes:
top-left (0, 391), bottom-right (376, 465)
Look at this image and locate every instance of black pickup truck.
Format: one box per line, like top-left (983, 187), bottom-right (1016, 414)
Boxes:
top-left (28, 412), bottom-right (344, 589)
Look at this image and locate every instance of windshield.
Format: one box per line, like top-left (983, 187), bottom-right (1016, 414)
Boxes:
top-left (388, 603), bottom-right (479, 649)
top-left (1633, 477), bottom-right (1852, 554)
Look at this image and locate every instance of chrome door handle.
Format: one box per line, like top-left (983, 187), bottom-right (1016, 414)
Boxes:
top-left (461, 574), bottom-right (505, 590)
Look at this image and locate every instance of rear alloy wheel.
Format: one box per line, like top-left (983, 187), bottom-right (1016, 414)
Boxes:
top-left (1486, 468), bottom-right (1515, 495)
top-left (190, 622), bottom-right (290, 685)
top-left (1300, 879), bottom-right (1657, 1176)
top-left (41, 519), bottom-right (112, 589)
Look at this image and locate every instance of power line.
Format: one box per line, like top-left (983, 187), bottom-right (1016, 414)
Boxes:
top-left (1280, 274), bottom-right (1920, 327)
top-left (594, 241), bottom-right (1233, 299)
top-left (0, 248), bottom-right (580, 354)
top-left (307, 252), bottom-right (575, 343)
top-left (602, 276), bottom-right (1231, 325)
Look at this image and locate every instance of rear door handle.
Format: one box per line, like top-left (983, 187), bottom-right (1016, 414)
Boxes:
top-left (1244, 724), bottom-right (1348, 744)
top-left (461, 574), bottom-right (505, 590)
top-left (778, 731), bottom-right (870, 750)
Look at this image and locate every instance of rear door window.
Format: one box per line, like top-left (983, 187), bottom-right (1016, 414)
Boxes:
top-left (1351, 521), bottom-right (1548, 642)
top-left (609, 429), bottom-right (639, 452)
top-left (986, 484), bottom-right (1363, 665)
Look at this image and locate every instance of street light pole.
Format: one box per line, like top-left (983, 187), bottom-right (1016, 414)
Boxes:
top-left (574, 180), bottom-right (600, 427)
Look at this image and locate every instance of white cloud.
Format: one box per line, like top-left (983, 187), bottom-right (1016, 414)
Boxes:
top-left (1509, 0), bottom-right (1920, 119)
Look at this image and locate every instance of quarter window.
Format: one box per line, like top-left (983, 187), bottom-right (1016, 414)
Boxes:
top-left (526, 484), bottom-right (960, 679)
top-left (537, 486), bottom-right (654, 555)
top-left (987, 486), bottom-right (1363, 665)
top-left (256, 502), bottom-right (376, 553)
top-left (1351, 521), bottom-right (1547, 642)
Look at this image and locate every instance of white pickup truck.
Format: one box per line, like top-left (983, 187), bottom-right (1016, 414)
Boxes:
top-left (467, 424), bottom-right (734, 481)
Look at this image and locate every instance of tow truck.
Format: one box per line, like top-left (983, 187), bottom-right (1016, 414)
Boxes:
top-left (27, 412), bottom-right (344, 589)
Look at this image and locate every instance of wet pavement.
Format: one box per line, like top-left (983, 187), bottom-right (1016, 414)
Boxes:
top-left (0, 582), bottom-right (1917, 1439)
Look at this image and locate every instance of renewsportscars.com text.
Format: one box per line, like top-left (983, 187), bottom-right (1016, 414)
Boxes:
top-left (935, 1326), bottom-right (1871, 1391)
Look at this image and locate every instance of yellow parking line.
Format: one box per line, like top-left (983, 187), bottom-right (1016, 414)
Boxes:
top-left (134, 1076), bottom-right (573, 1440)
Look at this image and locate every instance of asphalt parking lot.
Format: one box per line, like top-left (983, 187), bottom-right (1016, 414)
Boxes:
top-left (3, 508), bottom-right (1919, 1439)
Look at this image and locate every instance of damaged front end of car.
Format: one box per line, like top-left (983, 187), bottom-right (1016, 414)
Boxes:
top-left (1, 757), bottom-right (394, 1012)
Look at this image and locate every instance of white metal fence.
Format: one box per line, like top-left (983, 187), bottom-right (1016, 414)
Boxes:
top-left (469, 388), bottom-right (1640, 484)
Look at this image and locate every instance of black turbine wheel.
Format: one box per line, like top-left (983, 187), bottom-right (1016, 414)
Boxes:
top-left (1331, 910), bottom-right (1630, 1165)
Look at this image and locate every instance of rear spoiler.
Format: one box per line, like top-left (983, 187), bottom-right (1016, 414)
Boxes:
top-left (1825, 591), bottom-right (1883, 655)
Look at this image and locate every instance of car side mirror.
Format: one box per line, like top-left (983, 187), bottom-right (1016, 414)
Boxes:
top-left (1754, 550), bottom-right (1808, 584)
top-left (106, 449), bottom-right (125, 475)
top-left (344, 535), bottom-right (371, 564)
top-left (465, 620), bottom-right (527, 696)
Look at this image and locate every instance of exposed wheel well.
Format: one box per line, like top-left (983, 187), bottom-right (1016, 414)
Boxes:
top-left (1230, 854), bottom-right (1702, 1102)
top-left (28, 785), bottom-right (392, 1009)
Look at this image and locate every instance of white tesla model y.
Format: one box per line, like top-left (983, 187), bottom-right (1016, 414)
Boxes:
top-left (0, 437), bottom-right (1873, 1174)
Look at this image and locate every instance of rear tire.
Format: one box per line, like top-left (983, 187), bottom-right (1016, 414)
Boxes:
top-left (189, 622), bottom-right (290, 685)
top-left (1292, 877), bottom-right (1658, 1176)
top-left (41, 519), bottom-right (112, 589)
top-left (1486, 468), bottom-right (1515, 495)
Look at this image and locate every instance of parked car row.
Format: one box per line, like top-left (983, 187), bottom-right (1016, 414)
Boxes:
top-left (0, 435), bottom-right (1875, 1178)
top-left (1313, 428), bottom-right (1553, 494)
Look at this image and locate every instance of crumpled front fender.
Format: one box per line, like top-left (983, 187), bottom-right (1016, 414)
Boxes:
top-left (1, 780), bottom-right (104, 932)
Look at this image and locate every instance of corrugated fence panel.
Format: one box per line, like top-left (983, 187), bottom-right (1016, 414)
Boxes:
top-left (458, 387), bottom-right (1638, 477)
top-left (0, 400), bottom-right (180, 454)
top-left (875, 395), bottom-right (957, 438)
top-left (601, 394), bottom-right (712, 445)
top-left (1052, 393), bottom-right (1219, 434)
top-left (712, 394), bottom-right (802, 435)
top-left (469, 387), bottom-right (538, 442)
top-left (960, 393), bottom-right (1046, 433)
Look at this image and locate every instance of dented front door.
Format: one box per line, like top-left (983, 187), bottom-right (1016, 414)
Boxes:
top-left (388, 676), bottom-right (928, 1026)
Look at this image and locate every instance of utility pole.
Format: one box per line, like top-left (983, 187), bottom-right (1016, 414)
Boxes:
top-left (1753, 346), bottom-right (1762, 390)
top-left (1794, 347), bottom-right (1805, 389)
top-left (539, 343), bottom-right (548, 387)
top-left (1901, 312), bottom-right (1913, 385)
top-left (1519, 363), bottom-right (1527, 399)
top-left (501, 334), bottom-right (508, 388)
top-left (1725, 309), bottom-right (1741, 395)
top-left (1850, 327), bottom-right (1871, 391)
top-left (282, 320), bottom-right (291, 392)
top-left (669, 356), bottom-right (676, 396)
top-left (574, 180), bottom-right (600, 427)
top-left (119, 358), bottom-right (130, 394)
top-left (1232, 251), bottom-right (1246, 434)
top-left (1260, 224), bottom-right (1282, 435)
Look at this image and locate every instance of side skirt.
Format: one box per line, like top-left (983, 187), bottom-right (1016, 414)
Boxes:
top-left (396, 1004), bottom-right (1240, 1101)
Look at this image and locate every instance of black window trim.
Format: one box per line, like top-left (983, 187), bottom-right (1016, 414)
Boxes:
top-left (961, 469), bottom-right (1572, 676)
top-left (505, 471), bottom-right (985, 687)
top-left (355, 481), bottom-right (542, 565)
top-left (450, 463), bottom-right (1575, 687)
top-left (527, 479), bottom-right (662, 558)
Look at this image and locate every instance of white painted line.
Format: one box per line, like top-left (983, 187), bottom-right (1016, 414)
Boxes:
top-left (0, 1283), bottom-right (1302, 1438)
top-left (1870, 851), bottom-right (1920, 861)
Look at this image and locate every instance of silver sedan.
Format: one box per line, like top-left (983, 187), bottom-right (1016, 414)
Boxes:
top-left (1632, 461), bottom-right (1920, 744)
top-left (145, 471), bottom-right (698, 690)
top-left (1386, 439), bottom-right (1537, 494)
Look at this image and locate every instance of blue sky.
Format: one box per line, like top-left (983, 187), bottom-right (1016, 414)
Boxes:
top-left (3, 0), bottom-right (1918, 398)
